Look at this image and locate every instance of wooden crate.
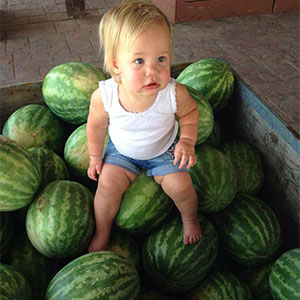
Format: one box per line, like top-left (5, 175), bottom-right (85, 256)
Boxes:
top-left (152, 0), bottom-right (274, 23)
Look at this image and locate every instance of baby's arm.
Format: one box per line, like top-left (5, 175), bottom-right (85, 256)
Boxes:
top-left (175, 83), bottom-right (199, 169)
top-left (86, 88), bottom-right (109, 181)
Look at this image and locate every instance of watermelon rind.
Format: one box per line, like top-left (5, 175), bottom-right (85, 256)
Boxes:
top-left (141, 211), bottom-right (218, 293)
top-left (2, 104), bottom-right (66, 152)
top-left (187, 270), bottom-right (252, 300)
top-left (45, 251), bottom-right (140, 300)
top-left (115, 172), bottom-right (174, 235)
top-left (220, 140), bottom-right (264, 195)
top-left (0, 135), bottom-right (42, 211)
top-left (190, 144), bottom-right (237, 213)
top-left (26, 180), bottom-right (94, 258)
top-left (269, 248), bottom-right (300, 300)
top-left (0, 212), bottom-right (14, 257)
top-left (0, 263), bottom-right (32, 300)
top-left (213, 193), bottom-right (282, 265)
top-left (42, 62), bottom-right (109, 125)
top-left (176, 58), bottom-right (234, 112)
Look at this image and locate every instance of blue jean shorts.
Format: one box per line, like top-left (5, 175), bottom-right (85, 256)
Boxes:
top-left (103, 138), bottom-right (189, 176)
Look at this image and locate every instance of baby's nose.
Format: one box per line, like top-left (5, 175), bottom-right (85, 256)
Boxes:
top-left (145, 63), bottom-right (158, 76)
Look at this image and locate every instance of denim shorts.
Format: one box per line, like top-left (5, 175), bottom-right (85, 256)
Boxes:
top-left (103, 138), bottom-right (189, 176)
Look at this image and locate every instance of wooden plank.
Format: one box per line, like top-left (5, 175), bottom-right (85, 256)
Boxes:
top-left (273, 0), bottom-right (299, 13)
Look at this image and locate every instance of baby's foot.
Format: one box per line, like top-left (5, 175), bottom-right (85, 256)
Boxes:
top-left (182, 219), bottom-right (202, 245)
top-left (88, 231), bottom-right (110, 252)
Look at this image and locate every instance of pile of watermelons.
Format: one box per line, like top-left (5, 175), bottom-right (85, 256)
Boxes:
top-left (0, 59), bottom-right (299, 300)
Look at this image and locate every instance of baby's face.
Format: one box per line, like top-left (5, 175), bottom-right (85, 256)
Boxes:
top-left (113, 23), bottom-right (171, 98)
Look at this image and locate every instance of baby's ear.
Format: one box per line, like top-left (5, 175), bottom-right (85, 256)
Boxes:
top-left (112, 59), bottom-right (120, 74)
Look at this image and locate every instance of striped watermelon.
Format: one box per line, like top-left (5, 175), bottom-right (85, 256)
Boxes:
top-left (269, 248), bottom-right (300, 300)
top-left (190, 144), bottom-right (237, 213)
top-left (2, 104), bottom-right (65, 153)
top-left (107, 228), bottom-right (140, 270)
top-left (141, 211), bottom-right (218, 293)
top-left (64, 123), bottom-right (109, 177)
top-left (187, 270), bottom-right (252, 300)
top-left (0, 212), bottom-right (14, 257)
top-left (183, 84), bottom-right (213, 145)
top-left (214, 193), bottom-right (282, 265)
top-left (115, 172), bottom-right (174, 235)
top-left (29, 147), bottom-right (70, 190)
top-left (0, 135), bottom-right (41, 211)
top-left (0, 263), bottom-right (32, 300)
top-left (45, 251), bottom-right (140, 300)
top-left (42, 62), bottom-right (109, 125)
top-left (176, 58), bottom-right (234, 112)
top-left (241, 259), bottom-right (275, 300)
top-left (6, 233), bottom-right (59, 300)
top-left (220, 140), bottom-right (264, 194)
top-left (206, 120), bottom-right (222, 148)
top-left (26, 180), bottom-right (94, 258)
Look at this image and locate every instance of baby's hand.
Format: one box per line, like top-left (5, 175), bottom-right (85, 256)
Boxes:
top-left (87, 156), bottom-right (103, 181)
top-left (174, 138), bottom-right (196, 169)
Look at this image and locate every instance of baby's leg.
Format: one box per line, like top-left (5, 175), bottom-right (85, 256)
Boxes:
top-left (154, 172), bottom-right (201, 244)
top-left (88, 164), bottom-right (136, 252)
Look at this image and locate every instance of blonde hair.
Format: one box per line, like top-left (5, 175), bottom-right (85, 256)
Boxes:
top-left (99, 1), bottom-right (172, 79)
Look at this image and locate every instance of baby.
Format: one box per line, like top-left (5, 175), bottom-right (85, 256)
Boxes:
top-left (87, 1), bottom-right (202, 252)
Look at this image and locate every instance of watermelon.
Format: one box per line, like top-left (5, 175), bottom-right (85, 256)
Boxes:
top-left (0, 135), bottom-right (41, 211)
top-left (115, 172), bottom-right (174, 235)
top-left (29, 147), bottom-right (70, 190)
top-left (42, 62), bottom-right (109, 125)
top-left (0, 263), bottom-right (32, 300)
top-left (141, 211), bottom-right (218, 293)
top-left (269, 248), bottom-right (300, 300)
top-left (26, 180), bottom-right (94, 258)
top-left (220, 140), bottom-right (264, 194)
top-left (45, 251), bottom-right (140, 300)
top-left (183, 84), bottom-right (214, 145)
top-left (6, 233), bottom-right (59, 300)
top-left (206, 120), bottom-right (222, 148)
top-left (2, 104), bottom-right (65, 152)
top-left (107, 228), bottom-right (141, 270)
top-left (140, 285), bottom-right (174, 300)
top-left (213, 193), bottom-right (282, 265)
top-left (64, 123), bottom-right (109, 177)
top-left (190, 144), bottom-right (237, 213)
top-left (0, 212), bottom-right (14, 257)
top-left (176, 58), bottom-right (234, 112)
top-left (241, 260), bottom-right (275, 300)
top-left (187, 270), bottom-right (252, 300)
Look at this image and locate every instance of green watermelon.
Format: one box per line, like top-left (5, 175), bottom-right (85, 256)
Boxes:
top-left (107, 228), bottom-right (140, 270)
top-left (42, 62), bottom-right (109, 125)
top-left (176, 58), bottom-right (234, 112)
top-left (26, 180), bottom-right (94, 258)
top-left (0, 263), bottom-right (32, 300)
top-left (190, 144), bottom-right (237, 213)
top-left (64, 123), bottom-right (109, 177)
top-left (29, 147), bottom-right (70, 190)
top-left (141, 211), bottom-right (218, 293)
top-left (0, 135), bottom-right (41, 211)
top-left (6, 233), bottom-right (59, 300)
top-left (206, 120), bottom-right (222, 148)
top-left (269, 248), bottom-right (300, 300)
top-left (2, 104), bottom-right (65, 152)
top-left (241, 260), bottom-right (275, 300)
top-left (115, 172), bottom-right (174, 235)
top-left (183, 84), bottom-right (214, 145)
top-left (220, 140), bottom-right (264, 194)
top-left (214, 193), bottom-right (282, 265)
top-left (187, 270), bottom-right (252, 300)
top-left (0, 212), bottom-right (14, 257)
top-left (45, 251), bottom-right (140, 300)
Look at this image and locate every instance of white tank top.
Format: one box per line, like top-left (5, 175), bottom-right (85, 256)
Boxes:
top-left (99, 78), bottom-right (178, 160)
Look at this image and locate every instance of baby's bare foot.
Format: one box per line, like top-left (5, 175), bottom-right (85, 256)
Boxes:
top-left (88, 231), bottom-right (110, 252)
top-left (182, 219), bottom-right (202, 245)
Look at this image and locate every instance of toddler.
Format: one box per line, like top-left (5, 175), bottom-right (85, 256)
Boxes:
top-left (87, 1), bottom-right (201, 252)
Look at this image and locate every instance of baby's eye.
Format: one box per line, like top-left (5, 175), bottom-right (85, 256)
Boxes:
top-left (134, 58), bottom-right (144, 65)
top-left (157, 56), bottom-right (166, 63)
